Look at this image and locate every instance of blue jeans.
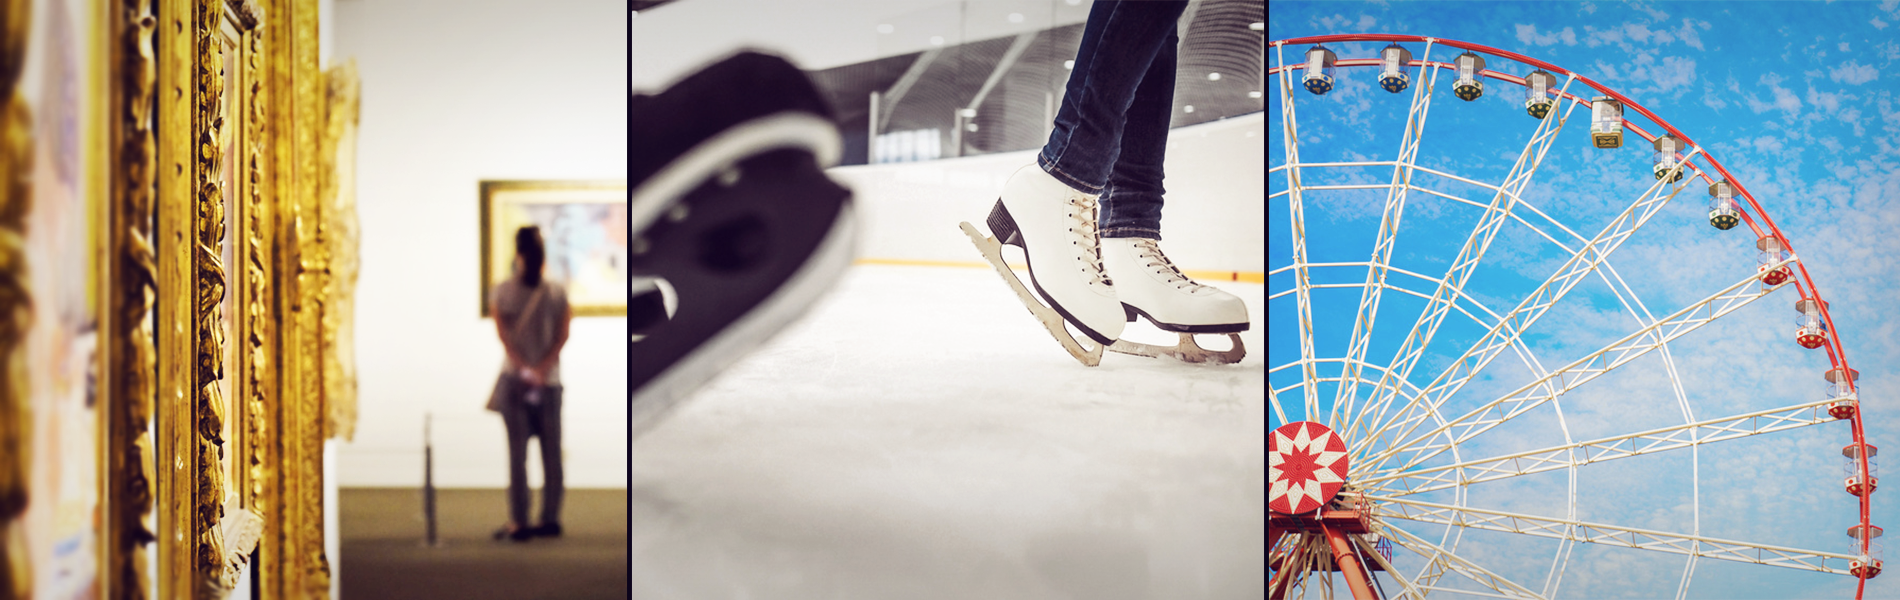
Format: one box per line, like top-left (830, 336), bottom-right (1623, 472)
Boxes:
top-left (1037, 0), bottom-right (1187, 241)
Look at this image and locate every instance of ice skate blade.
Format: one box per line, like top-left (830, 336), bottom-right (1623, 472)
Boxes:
top-left (1109, 333), bottom-right (1245, 365)
top-left (959, 221), bottom-right (1105, 367)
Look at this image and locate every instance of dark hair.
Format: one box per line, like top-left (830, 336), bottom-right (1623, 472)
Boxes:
top-left (515, 226), bottom-right (546, 288)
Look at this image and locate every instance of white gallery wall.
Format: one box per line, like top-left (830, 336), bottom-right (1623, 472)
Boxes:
top-left (333, 0), bottom-right (628, 488)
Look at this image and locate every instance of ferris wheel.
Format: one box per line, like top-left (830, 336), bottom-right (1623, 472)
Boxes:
top-left (1267, 34), bottom-right (1879, 600)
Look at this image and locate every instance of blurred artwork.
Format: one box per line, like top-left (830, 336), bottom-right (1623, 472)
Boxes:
top-left (20, 0), bottom-right (101, 597)
top-left (481, 181), bottom-right (629, 317)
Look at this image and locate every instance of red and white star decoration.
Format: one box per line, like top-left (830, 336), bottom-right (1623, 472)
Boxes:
top-left (1269, 421), bottom-right (1349, 515)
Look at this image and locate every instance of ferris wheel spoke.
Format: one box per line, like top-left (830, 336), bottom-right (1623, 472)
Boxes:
top-left (1592, 259), bottom-right (1706, 551)
top-left (1275, 43), bottom-right (1322, 421)
top-left (1331, 43), bottom-right (1441, 431)
top-left (1352, 150), bottom-right (1704, 463)
top-left (1344, 76), bottom-right (1584, 453)
top-left (1369, 495), bottom-right (1862, 576)
top-left (1380, 521), bottom-right (1547, 599)
top-left (1350, 534), bottom-right (1429, 600)
top-left (1356, 396), bottom-right (1840, 496)
top-left (1366, 255), bottom-right (1793, 474)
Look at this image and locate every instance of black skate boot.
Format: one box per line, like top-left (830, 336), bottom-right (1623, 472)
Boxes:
top-left (629, 51), bottom-right (857, 440)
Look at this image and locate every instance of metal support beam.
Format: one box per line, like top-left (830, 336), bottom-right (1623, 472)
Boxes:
top-left (876, 47), bottom-right (942, 132)
top-left (1325, 524), bottom-right (1380, 600)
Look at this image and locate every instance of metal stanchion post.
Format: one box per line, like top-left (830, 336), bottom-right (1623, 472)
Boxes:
top-left (423, 411), bottom-right (441, 547)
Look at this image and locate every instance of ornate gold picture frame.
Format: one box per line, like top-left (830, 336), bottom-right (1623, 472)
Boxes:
top-left (478, 180), bottom-right (629, 318)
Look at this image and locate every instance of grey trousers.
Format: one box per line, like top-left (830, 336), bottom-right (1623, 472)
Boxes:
top-left (501, 387), bottom-right (564, 527)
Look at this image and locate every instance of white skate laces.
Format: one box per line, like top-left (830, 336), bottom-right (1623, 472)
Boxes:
top-left (1131, 238), bottom-right (1202, 291)
top-left (1069, 196), bottom-right (1113, 288)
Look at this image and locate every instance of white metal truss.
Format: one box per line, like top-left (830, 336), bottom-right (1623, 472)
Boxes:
top-left (1351, 146), bottom-right (1707, 467)
top-left (1380, 519), bottom-right (1546, 599)
top-left (1272, 356), bottom-right (1431, 429)
top-left (1274, 43), bottom-right (1322, 420)
top-left (1369, 495), bottom-right (1863, 576)
top-left (1365, 255), bottom-right (1794, 476)
top-left (1331, 40), bottom-right (1438, 430)
top-left (1354, 534), bottom-right (1429, 600)
top-left (1356, 395), bottom-right (1841, 496)
top-left (1267, 162), bottom-right (1599, 255)
top-left (1341, 74), bottom-right (1582, 449)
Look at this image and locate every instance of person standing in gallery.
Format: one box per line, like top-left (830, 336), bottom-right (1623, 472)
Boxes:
top-left (487, 225), bottom-right (573, 542)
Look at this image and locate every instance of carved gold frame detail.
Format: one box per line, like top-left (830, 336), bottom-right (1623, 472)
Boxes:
top-left (126, 0), bottom-right (330, 598)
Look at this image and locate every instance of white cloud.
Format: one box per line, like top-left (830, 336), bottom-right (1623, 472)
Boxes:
top-left (1745, 72), bottom-right (1804, 116)
top-left (1315, 14), bottom-right (1351, 30)
top-left (1840, 42), bottom-right (1851, 52)
top-left (1873, 16), bottom-right (1889, 29)
top-left (1807, 86), bottom-right (1843, 113)
top-left (1592, 59), bottom-right (1622, 83)
top-left (1581, 1), bottom-right (1597, 13)
top-left (1583, 25), bottom-right (1626, 48)
top-left (1833, 61), bottom-right (1879, 85)
top-left (1675, 18), bottom-right (1709, 50)
top-left (1515, 24), bottom-right (1578, 47)
top-left (1357, 14), bottom-right (1376, 30)
top-left (1703, 86), bottom-right (1728, 111)
top-left (1650, 56), bottom-right (1697, 92)
top-left (1840, 108), bottom-right (1866, 137)
top-left (1625, 22), bottom-right (1655, 43)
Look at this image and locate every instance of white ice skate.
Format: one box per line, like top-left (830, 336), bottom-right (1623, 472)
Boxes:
top-left (1102, 237), bottom-right (1247, 364)
top-left (959, 165), bottom-right (1126, 366)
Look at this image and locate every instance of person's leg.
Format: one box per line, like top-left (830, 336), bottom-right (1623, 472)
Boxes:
top-left (535, 389), bottom-right (566, 530)
top-left (1097, 22), bottom-right (1178, 241)
top-left (1039, 0), bottom-right (1189, 194)
top-left (501, 402), bottom-right (532, 533)
top-left (978, 1), bottom-right (1188, 355)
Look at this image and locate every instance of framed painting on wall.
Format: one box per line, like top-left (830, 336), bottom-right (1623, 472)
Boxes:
top-left (480, 180), bottom-right (630, 317)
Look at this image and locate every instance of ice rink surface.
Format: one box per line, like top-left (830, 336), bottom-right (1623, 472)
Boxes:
top-left (629, 264), bottom-right (1265, 599)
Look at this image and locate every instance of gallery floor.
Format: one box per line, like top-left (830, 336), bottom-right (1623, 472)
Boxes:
top-left (628, 264), bottom-right (1267, 599)
top-left (339, 488), bottom-right (629, 599)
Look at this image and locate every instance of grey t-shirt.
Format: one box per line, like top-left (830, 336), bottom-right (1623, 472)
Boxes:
top-left (491, 276), bottom-right (570, 385)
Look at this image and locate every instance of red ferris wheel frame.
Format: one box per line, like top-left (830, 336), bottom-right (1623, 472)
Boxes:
top-left (1269, 33), bottom-right (1877, 598)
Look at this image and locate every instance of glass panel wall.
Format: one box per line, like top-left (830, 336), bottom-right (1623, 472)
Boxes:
top-left (806, 0), bottom-right (1264, 166)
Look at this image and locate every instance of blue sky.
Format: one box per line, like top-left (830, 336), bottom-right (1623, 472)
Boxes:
top-left (1270, 2), bottom-right (1900, 598)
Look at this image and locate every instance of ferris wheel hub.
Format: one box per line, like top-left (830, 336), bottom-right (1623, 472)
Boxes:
top-left (1270, 421), bottom-right (1349, 515)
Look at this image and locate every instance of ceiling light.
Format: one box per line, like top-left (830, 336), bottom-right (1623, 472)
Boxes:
top-left (1250, 22), bottom-right (1264, 31)
top-left (1008, 13), bottom-right (1023, 23)
top-left (1249, 91), bottom-right (1263, 98)
top-left (930, 36), bottom-right (944, 46)
top-left (1066, 0), bottom-right (1081, 5)
top-left (1063, 60), bottom-right (1074, 70)
top-left (877, 24), bottom-right (893, 34)
top-left (1207, 72), bottom-right (1221, 81)
top-left (959, 108), bottom-right (977, 117)
top-left (1184, 105), bottom-right (1195, 113)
